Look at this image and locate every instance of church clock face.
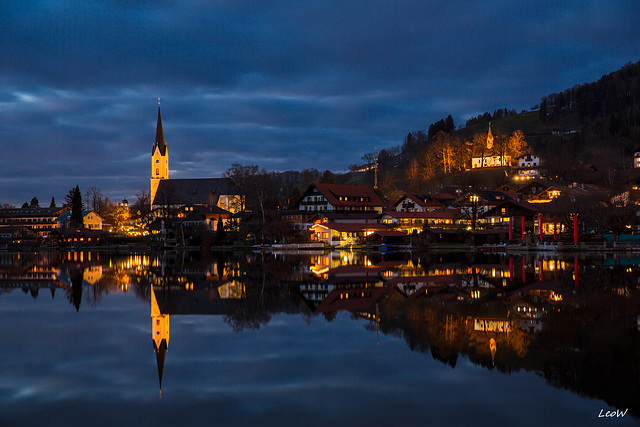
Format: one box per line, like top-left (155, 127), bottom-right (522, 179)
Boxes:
top-left (155, 159), bottom-right (160, 164)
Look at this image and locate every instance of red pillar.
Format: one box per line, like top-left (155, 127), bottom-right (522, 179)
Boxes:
top-left (553, 216), bottom-right (557, 240)
top-left (573, 214), bottom-right (578, 244)
top-left (539, 215), bottom-right (543, 241)
top-left (521, 216), bottom-right (526, 240)
top-left (509, 257), bottom-right (513, 282)
top-left (509, 217), bottom-right (513, 241)
top-left (539, 258), bottom-right (544, 281)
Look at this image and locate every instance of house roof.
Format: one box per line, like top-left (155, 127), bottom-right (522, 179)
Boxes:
top-left (152, 178), bottom-right (239, 206)
top-left (57, 210), bottom-right (103, 223)
top-left (393, 194), bottom-right (443, 209)
top-left (0, 207), bottom-right (70, 218)
top-left (301, 183), bottom-right (385, 208)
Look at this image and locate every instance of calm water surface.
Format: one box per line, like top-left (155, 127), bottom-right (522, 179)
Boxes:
top-left (1, 250), bottom-right (638, 426)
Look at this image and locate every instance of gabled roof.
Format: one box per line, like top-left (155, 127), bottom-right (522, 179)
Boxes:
top-left (393, 194), bottom-right (443, 209)
top-left (152, 178), bottom-right (239, 206)
top-left (152, 106), bottom-right (167, 156)
top-left (0, 207), bottom-right (70, 218)
top-left (301, 183), bottom-right (385, 208)
top-left (57, 210), bottom-right (103, 223)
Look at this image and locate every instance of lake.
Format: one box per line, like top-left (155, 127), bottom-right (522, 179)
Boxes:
top-left (0, 250), bottom-right (638, 426)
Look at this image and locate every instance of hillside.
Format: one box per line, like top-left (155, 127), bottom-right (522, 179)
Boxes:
top-left (365, 59), bottom-right (640, 195)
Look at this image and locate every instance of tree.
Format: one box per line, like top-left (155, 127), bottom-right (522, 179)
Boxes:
top-left (506, 130), bottom-right (529, 159)
top-left (30, 197), bottom-right (39, 208)
top-left (50, 197), bottom-right (56, 208)
top-left (131, 189), bottom-right (152, 233)
top-left (64, 188), bottom-right (76, 208)
top-left (85, 186), bottom-right (105, 213)
top-left (70, 186), bottom-right (83, 228)
top-left (319, 170), bottom-right (336, 184)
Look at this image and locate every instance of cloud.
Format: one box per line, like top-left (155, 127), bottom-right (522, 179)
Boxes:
top-left (1, 0), bottom-right (639, 204)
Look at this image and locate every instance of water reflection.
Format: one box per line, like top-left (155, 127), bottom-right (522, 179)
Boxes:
top-left (1, 250), bottom-right (639, 420)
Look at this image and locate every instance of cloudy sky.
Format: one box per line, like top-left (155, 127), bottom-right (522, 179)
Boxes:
top-left (1, 0), bottom-right (639, 206)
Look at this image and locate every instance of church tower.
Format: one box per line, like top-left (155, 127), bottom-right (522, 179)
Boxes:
top-left (151, 285), bottom-right (169, 393)
top-left (150, 103), bottom-right (169, 206)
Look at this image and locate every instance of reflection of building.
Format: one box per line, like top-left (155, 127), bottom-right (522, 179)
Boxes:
top-left (151, 286), bottom-right (169, 392)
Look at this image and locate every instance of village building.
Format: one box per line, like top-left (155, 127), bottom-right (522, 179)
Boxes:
top-left (391, 194), bottom-right (443, 212)
top-left (297, 183), bottom-right (385, 213)
top-left (148, 105), bottom-right (241, 232)
top-left (470, 123), bottom-right (511, 169)
top-left (0, 206), bottom-right (70, 238)
top-left (56, 210), bottom-right (104, 230)
top-left (515, 153), bottom-right (541, 179)
top-left (380, 210), bottom-right (462, 233)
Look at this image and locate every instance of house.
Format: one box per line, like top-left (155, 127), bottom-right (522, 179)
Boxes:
top-left (454, 190), bottom-right (514, 220)
top-left (515, 153), bottom-right (541, 179)
top-left (392, 194), bottom-right (443, 212)
top-left (634, 147), bottom-right (640, 168)
top-left (57, 210), bottom-right (104, 230)
top-left (309, 222), bottom-right (389, 247)
top-left (481, 199), bottom-right (559, 237)
top-left (0, 206), bottom-right (70, 238)
top-left (380, 210), bottom-right (462, 233)
top-left (297, 183), bottom-right (385, 213)
top-left (516, 180), bottom-right (549, 198)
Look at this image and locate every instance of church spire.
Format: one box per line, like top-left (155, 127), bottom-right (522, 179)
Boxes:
top-left (486, 122), bottom-right (494, 150)
top-left (152, 104), bottom-right (167, 156)
top-left (151, 285), bottom-right (169, 393)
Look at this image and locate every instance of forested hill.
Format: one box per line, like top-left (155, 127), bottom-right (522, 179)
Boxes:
top-left (540, 60), bottom-right (640, 139)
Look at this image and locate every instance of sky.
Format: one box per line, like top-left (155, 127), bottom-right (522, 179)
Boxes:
top-left (1, 0), bottom-right (639, 206)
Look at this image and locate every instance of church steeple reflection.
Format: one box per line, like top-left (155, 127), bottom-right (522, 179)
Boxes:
top-left (151, 285), bottom-right (169, 393)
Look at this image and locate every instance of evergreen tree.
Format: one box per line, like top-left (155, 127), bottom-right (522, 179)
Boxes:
top-left (21, 202), bottom-right (28, 209)
top-left (30, 197), bottom-right (39, 208)
top-left (70, 186), bottom-right (83, 228)
top-left (50, 197), bottom-right (56, 208)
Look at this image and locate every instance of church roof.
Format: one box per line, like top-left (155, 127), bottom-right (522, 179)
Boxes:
top-left (152, 178), bottom-right (240, 206)
top-left (152, 106), bottom-right (167, 156)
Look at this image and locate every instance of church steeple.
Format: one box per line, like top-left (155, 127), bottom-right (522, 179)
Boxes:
top-left (152, 105), bottom-right (167, 156)
top-left (486, 122), bottom-right (494, 150)
top-left (151, 285), bottom-right (169, 393)
top-left (151, 101), bottom-right (169, 206)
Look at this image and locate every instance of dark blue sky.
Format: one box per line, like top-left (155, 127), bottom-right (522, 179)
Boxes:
top-left (1, 0), bottom-right (639, 206)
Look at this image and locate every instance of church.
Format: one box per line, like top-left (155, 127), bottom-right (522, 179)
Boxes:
top-left (149, 104), bottom-right (241, 229)
top-left (470, 123), bottom-right (511, 169)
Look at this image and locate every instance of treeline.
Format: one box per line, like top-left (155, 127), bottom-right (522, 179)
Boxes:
top-left (464, 107), bottom-right (519, 128)
top-left (540, 60), bottom-right (640, 137)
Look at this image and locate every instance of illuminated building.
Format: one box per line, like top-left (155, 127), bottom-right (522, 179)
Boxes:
top-left (297, 183), bottom-right (385, 213)
top-left (148, 105), bottom-right (241, 231)
top-left (470, 123), bottom-right (511, 169)
top-left (151, 285), bottom-right (169, 392)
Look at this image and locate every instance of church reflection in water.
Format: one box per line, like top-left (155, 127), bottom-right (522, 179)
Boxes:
top-left (1, 250), bottom-right (639, 417)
